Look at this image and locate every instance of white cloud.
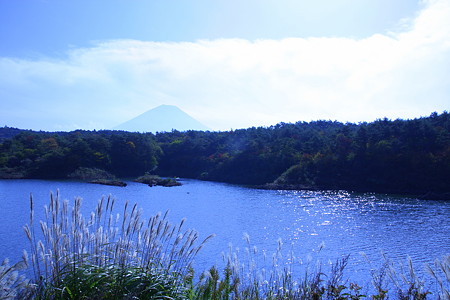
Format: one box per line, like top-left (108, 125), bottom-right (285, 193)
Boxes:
top-left (1, 0), bottom-right (449, 131)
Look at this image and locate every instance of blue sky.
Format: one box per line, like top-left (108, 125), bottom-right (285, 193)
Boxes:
top-left (1, 0), bottom-right (449, 131)
top-left (0, 0), bottom-right (419, 57)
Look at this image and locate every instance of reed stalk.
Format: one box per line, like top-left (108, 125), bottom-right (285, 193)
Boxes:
top-left (24, 191), bottom-right (214, 299)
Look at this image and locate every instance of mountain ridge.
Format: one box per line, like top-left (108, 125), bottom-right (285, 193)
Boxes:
top-left (113, 105), bottom-right (209, 133)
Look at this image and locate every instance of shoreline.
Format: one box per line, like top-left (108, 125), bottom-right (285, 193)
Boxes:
top-left (257, 182), bottom-right (450, 200)
top-left (2, 174), bottom-right (448, 200)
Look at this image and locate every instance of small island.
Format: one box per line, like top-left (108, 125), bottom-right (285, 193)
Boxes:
top-left (68, 168), bottom-right (181, 187)
top-left (66, 167), bottom-right (127, 187)
top-left (134, 174), bottom-right (182, 187)
top-left (89, 179), bottom-right (127, 187)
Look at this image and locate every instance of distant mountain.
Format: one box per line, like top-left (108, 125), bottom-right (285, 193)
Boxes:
top-left (113, 105), bottom-right (209, 133)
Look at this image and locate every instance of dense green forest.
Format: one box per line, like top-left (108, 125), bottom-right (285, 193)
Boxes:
top-left (0, 130), bottom-right (161, 178)
top-left (1, 112), bottom-right (449, 197)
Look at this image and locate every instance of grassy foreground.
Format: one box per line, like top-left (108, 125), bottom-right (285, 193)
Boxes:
top-left (0, 193), bottom-right (449, 299)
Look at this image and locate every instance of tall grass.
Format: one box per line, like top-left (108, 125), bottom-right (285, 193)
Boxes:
top-left (194, 237), bottom-right (450, 299)
top-left (194, 236), bottom-right (363, 300)
top-left (23, 191), bottom-right (214, 299)
top-left (426, 256), bottom-right (450, 299)
top-left (0, 256), bottom-right (30, 299)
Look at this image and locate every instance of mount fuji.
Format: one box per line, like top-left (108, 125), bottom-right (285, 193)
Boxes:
top-left (113, 105), bottom-right (209, 133)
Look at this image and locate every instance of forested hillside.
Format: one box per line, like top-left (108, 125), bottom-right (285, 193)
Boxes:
top-left (0, 130), bottom-right (161, 178)
top-left (155, 112), bottom-right (450, 195)
top-left (1, 112), bottom-right (449, 197)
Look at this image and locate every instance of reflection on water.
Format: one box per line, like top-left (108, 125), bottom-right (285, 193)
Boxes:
top-left (0, 179), bottom-right (449, 286)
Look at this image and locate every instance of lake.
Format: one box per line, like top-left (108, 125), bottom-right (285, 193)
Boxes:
top-left (0, 178), bottom-right (449, 291)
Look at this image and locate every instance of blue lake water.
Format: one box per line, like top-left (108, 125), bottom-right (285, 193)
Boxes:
top-left (0, 179), bottom-right (449, 291)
